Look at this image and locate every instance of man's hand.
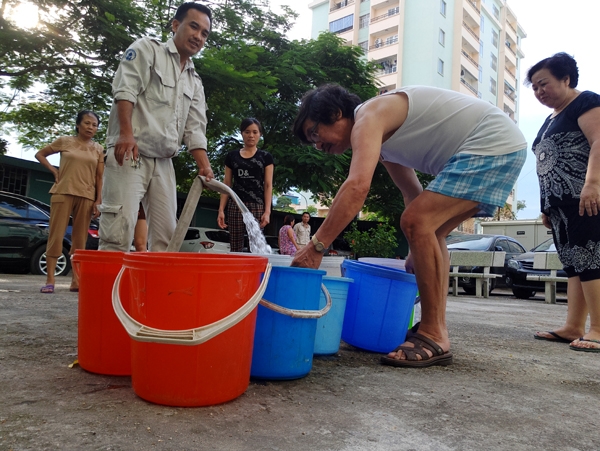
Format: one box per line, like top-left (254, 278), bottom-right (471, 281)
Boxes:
top-left (114, 133), bottom-right (138, 166)
top-left (198, 165), bottom-right (214, 181)
top-left (291, 242), bottom-right (323, 269)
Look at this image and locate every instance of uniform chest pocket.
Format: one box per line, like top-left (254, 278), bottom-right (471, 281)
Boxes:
top-left (146, 68), bottom-right (176, 105)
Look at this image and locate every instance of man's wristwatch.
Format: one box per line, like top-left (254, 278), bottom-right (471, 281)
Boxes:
top-left (311, 235), bottom-right (327, 253)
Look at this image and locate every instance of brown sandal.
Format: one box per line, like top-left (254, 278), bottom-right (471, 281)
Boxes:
top-left (380, 332), bottom-right (453, 368)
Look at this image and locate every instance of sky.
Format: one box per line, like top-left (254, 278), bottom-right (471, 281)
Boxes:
top-left (8, 0), bottom-right (600, 220)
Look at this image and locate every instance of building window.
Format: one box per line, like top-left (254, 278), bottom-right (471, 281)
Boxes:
top-left (358, 41), bottom-right (368, 54)
top-left (490, 77), bottom-right (497, 95)
top-left (439, 29), bottom-right (445, 46)
top-left (478, 66), bottom-right (483, 83)
top-left (440, 0), bottom-right (446, 17)
top-left (0, 166), bottom-right (28, 195)
top-left (438, 59), bottom-right (444, 75)
top-left (492, 29), bottom-right (498, 48)
top-left (491, 53), bottom-right (497, 71)
top-left (386, 34), bottom-right (398, 45)
top-left (493, 4), bottom-right (500, 20)
top-left (359, 13), bottom-right (369, 29)
top-left (480, 16), bottom-right (485, 32)
top-left (479, 40), bottom-right (484, 55)
top-left (329, 14), bottom-right (354, 34)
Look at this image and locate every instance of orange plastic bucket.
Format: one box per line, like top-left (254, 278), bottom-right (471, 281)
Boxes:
top-left (113, 253), bottom-right (269, 407)
top-left (72, 250), bottom-right (131, 375)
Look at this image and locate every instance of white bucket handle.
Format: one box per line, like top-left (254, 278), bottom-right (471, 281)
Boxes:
top-left (112, 263), bottom-right (272, 346)
top-left (259, 283), bottom-right (331, 319)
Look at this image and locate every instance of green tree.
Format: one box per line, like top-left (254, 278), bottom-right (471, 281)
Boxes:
top-left (0, 0), bottom-right (429, 221)
top-left (344, 223), bottom-right (398, 259)
top-left (273, 195), bottom-right (295, 213)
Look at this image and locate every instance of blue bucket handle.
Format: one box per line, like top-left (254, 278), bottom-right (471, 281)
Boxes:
top-left (259, 283), bottom-right (331, 319)
top-left (112, 263), bottom-right (272, 346)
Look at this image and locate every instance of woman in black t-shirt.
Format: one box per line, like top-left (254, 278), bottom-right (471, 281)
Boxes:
top-left (526, 53), bottom-right (600, 352)
top-left (217, 118), bottom-right (274, 252)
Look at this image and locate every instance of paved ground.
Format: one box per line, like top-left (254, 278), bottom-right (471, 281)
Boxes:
top-left (1, 274), bottom-right (598, 451)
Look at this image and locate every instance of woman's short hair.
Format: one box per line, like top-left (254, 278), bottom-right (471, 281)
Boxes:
top-left (283, 215), bottom-right (295, 226)
top-left (293, 84), bottom-right (362, 145)
top-left (525, 52), bottom-right (579, 88)
top-left (75, 110), bottom-right (100, 133)
top-left (240, 117), bottom-right (263, 134)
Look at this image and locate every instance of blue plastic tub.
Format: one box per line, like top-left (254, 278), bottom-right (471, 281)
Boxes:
top-left (251, 266), bottom-right (327, 380)
top-left (341, 260), bottom-right (418, 353)
top-left (314, 276), bottom-right (353, 355)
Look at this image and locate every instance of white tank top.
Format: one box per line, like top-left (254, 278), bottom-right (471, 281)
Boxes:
top-left (354, 86), bottom-right (526, 175)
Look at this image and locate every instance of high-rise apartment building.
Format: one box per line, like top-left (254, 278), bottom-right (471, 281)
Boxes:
top-left (308, 0), bottom-right (526, 123)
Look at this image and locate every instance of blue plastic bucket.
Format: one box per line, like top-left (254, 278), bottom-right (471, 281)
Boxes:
top-left (341, 260), bottom-right (418, 353)
top-left (314, 276), bottom-right (353, 355)
top-left (251, 266), bottom-right (328, 380)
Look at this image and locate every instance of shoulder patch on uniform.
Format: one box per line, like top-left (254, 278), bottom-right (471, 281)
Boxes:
top-left (123, 48), bottom-right (137, 61)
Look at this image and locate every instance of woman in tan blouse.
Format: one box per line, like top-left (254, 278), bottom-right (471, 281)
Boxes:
top-left (35, 110), bottom-right (104, 293)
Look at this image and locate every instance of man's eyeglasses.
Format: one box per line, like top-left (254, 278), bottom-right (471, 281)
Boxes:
top-left (307, 122), bottom-right (320, 147)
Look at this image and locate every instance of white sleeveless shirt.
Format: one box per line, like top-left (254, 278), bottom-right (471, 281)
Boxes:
top-left (354, 86), bottom-right (526, 175)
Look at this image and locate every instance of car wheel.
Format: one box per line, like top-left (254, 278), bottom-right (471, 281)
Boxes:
top-left (31, 246), bottom-right (71, 276)
top-left (512, 287), bottom-right (536, 299)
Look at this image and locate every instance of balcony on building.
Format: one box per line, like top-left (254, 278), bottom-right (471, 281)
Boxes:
top-left (504, 35), bottom-right (517, 66)
top-left (460, 39), bottom-right (479, 76)
top-left (462, 21), bottom-right (479, 51)
top-left (329, 13), bottom-right (354, 39)
top-left (463, 0), bottom-right (480, 24)
top-left (460, 66), bottom-right (479, 97)
top-left (370, 3), bottom-right (400, 35)
top-left (504, 104), bottom-right (515, 122)
top-left (504, 63), bottom-right (517, 86)
top-left (330, 0), bottom-right (355, 13)
top-left (503, 81), bottom-right (516, 109)
top-left (374, 56), bottom-right (398, 86)
top-left (377, 83), bottom-right (396, 95)
top-left (369, 32), bottom-right (399, 61)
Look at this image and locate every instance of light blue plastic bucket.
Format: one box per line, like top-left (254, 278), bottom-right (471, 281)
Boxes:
top-left (251, 266), bottom-right (329, 380)
top-left (314, 276), bottom-right (353, 355)
top-left (341, 260), bottom-right (418, 353)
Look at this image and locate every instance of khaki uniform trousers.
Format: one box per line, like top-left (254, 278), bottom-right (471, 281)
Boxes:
top-left (99, 151), bottom-right (177, 252)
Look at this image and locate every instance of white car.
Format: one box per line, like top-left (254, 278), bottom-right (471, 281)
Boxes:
top-left (179, 227), bottom-right (231, 253)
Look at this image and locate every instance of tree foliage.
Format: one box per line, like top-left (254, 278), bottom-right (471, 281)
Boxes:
top-left (0, 0), bottom-right (428, 220)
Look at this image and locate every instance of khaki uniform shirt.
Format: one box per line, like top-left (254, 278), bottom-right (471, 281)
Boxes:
top-left (106, 37), bottom-right (208, 158)
top-left (293, 222), bottom-right (311, 246)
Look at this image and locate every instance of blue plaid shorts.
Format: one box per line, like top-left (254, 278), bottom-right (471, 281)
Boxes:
top-left (426, 148), bottom-right (527, 217)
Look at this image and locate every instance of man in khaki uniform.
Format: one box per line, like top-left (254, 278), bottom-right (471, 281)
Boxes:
top-left (99, 2), bottom-right (214, 252)
top-left (293, 212), bottom-right (311, 248)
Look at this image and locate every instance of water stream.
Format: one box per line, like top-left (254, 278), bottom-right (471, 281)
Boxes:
top-left (242, 211), bottom-right (272, 254)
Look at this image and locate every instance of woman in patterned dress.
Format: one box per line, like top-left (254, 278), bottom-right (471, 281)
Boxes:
top-left (527, 53), bottom-right (600, 352)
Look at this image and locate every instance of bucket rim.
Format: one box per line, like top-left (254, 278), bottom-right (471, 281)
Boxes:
top-left (72, 249), bottom-right (125, 261)
top-left (341, 259), bottom-right (416, 283)
top-left (268, 265), bottom-right (327, 276)
top-left (323, 276), bottom-right (354, 283)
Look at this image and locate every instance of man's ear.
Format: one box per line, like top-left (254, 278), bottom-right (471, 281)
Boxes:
top-left (171, 19), bottom-right (180, 34)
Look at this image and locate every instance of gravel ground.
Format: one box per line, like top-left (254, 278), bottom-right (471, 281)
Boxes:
top-left (0, 274), bottom-right (598, 451)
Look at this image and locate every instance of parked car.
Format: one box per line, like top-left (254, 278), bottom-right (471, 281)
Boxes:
top-left (446, 233), bottom-right (527, 295)
top-left (180, 227), bottom-right (231, 253)
top-left (505, 238), bottom-right (567, 299)
top-left (0, 191), bottom-right (99, 276)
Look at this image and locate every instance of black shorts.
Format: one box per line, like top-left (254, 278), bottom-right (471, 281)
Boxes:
top-left (547, 204), bottom-right (600, 281)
